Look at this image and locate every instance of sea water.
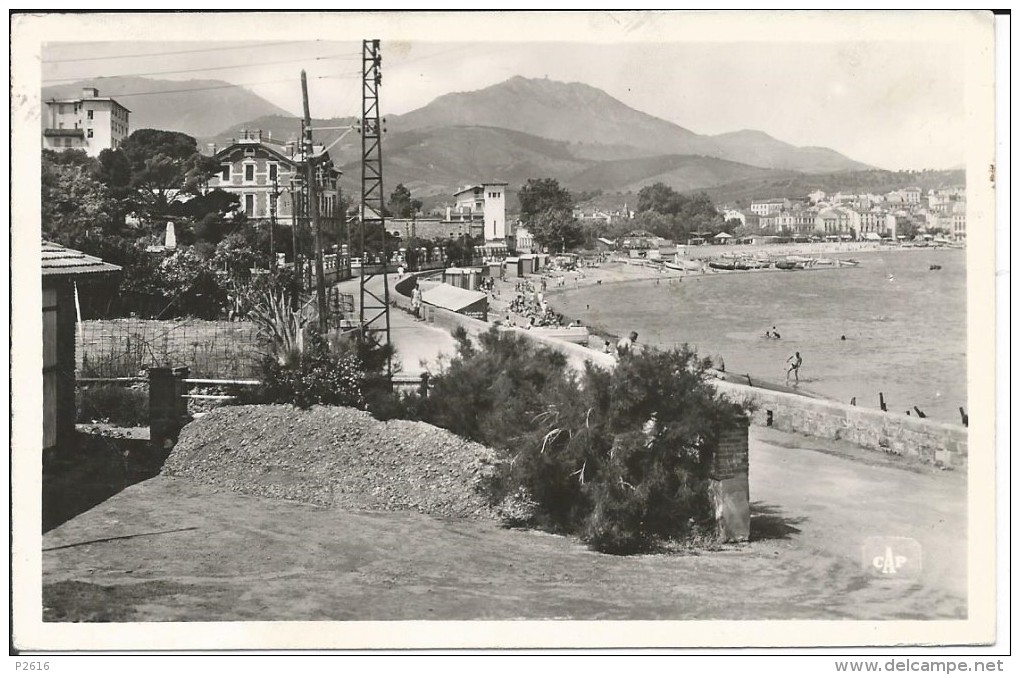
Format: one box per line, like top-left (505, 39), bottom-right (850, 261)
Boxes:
top-left (552, 248), bottom-right (967, 423)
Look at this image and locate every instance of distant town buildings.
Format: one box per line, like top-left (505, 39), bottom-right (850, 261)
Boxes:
top-left (749, 198), bottom-right (790, 216)
top-left (204, 130), bottom-right (342, 229)
top-left (43, 87), bottom-right (131, 156)
top-left (724, 183), bottom-right (965, 243)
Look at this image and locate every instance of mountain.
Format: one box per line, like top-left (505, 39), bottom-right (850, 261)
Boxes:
top-left (566, 154), bottom-right (797, 193)
top-left (387, 77), bottom-right (871, 174)
top-left (42, 77), bottom-right (294, 139)
top-left (204, 76), bottom-right (876, 200)
top-left (698, 130), bottom-right (873, 173)
top-left (388, 76), bottom-right (701, 154)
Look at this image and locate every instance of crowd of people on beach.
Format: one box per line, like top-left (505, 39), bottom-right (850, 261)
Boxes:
top-left (503, 280), bottom-right (571, 329)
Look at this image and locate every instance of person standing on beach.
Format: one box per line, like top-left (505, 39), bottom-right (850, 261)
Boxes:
top-left (617, 331), bottom-right (639, 358)
top-left (786, 351), bottom-right (802, 385)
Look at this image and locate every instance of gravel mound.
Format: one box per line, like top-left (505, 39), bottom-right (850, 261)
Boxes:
top-left (163, 405), bottom-right (501, 519)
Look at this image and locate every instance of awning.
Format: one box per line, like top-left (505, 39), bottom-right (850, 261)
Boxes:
top-left (421, 285), bottom-right (488, 313)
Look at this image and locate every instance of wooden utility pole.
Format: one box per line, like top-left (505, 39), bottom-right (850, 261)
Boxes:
top-left (269, 173), bottom-right (279, 270)
top-left (302, 70), bottom-right (328, 331)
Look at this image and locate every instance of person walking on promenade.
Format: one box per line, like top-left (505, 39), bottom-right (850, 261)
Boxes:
top-left (410, 284), bottom-right (423, 320)
top-left (617, 331), bottom-right (639, 358)
top-left (786, 351), bottom-right (802, 385)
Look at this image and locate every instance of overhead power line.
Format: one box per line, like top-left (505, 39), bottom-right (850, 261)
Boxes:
top-left (42, 41), bottom-right (313, 64)
top-left (55, 73), bottom-right (358, 99)
top-left (42, 55), bottom-right (360, 84)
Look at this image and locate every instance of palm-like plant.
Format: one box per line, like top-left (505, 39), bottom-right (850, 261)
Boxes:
top-left (245, 283), bottom-right (315, 367)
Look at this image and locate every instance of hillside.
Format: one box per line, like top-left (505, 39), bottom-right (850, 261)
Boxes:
top-left (565, 154), bottom-right (794, 193)
top-left (693, 169), bottom-right (967, 206)
top-left (202, 76), bottom-right (877, 197)
top-left (42, 77), bottom-right (294, 139)
top-left (388, 76), bottom-right (700, 154)
top-left (387, 76), bottom-right (871, 174)
top-left (697, 130), bottom-right (873, 173)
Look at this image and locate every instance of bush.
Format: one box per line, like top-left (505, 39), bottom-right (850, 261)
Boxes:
top-left (247, 329), bottom-right (365, 409)
top-left (76, 384), bottom-right (149, 426)
top-left (411, 327), bottom-right (747, 553)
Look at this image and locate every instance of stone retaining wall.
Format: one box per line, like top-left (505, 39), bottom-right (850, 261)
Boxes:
top-left (713, 380), bottom-right (968, 469)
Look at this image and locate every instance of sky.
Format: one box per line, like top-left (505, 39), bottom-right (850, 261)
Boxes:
top-left (40, 33), bottom-right (969, 171)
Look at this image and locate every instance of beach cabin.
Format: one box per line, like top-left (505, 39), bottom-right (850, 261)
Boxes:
top-left (519, 254), bottom-right (536, 274)
top-left (713, 232), bottom-right (734, 245)
top-left (41, 242), bottom-right (121, 455)
top-left (421, 285), bottom-right (488, 322)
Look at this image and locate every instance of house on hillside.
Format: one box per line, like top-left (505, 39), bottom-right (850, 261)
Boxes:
top-left (205, 130), bottom-right (342, 230)
top-left (41, 242), bottom-right (121, 456)
top-left (749, 198), bottom-right (790, 216)
top-left (43, 87), bottom-right (131, 156)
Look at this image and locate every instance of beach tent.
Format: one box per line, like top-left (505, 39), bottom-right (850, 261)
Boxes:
top-left (421, 284), bottom-right (488, 321)
top-left (863, 232), bottom-right (882, 241)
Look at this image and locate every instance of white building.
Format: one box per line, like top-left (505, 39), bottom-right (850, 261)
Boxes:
top-left (43, 87), bottom-right (131, 156)
top-left (452, 182), bottom-right (509, 242)
top-left (721, 209), bottom-right (747, 226)
top-left (749, 198), bottom-right (789, 216)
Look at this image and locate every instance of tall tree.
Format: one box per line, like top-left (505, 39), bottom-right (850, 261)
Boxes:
top-left (41, 150), bottom-right (118, 245)
top-left (527, 208), bottom-right (584, 253)
top-left (388, 183), bottom-right (422, 219)
top-left (116, 129), bottom-right (220, 219)
top-left (518, 178), bottom-right (573, 223)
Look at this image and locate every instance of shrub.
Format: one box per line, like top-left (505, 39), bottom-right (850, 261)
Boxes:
top-left (76, 384), bottom-right (149, 426)
top-left (247, 328), bottom-right (365, 410)
top-left (413, 327), bottom-right (747, 553)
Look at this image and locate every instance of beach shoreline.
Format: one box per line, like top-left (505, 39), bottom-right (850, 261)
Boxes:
top-left (480, 245), bottom-right (963, 414)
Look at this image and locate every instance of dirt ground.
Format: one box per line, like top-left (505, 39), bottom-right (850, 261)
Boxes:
top-left (41, 426), bottom-right (966, 623)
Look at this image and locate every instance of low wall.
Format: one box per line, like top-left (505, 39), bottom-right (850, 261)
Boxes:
top-left (396, 272), bottom-right (616, 371)
top-left (712, 380), bottom-right (968, 469)
top-left (394, 272), bottom-right (966, 469)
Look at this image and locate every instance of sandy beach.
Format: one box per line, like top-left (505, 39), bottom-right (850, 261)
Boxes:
top-left (472, 244), bottom-right (966, 421)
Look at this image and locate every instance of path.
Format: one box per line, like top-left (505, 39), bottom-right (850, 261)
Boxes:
top-left (42, 427), bottom-right (966, 622)
top-left (335, 276), bottom-right (458, 375)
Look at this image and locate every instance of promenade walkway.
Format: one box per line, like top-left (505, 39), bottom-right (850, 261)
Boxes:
top-left (334, 276), bottom-right (458, 375)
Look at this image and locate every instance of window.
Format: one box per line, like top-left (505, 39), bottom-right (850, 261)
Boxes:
top-left (220, 165), bottom-right (231, 181)
top-left (244, 194), bottom-right (255, 216)
top-left (268, 163), bottom-right (277, 181)
top-left (87, 110), bottom-right (93, 120)
top-left (245, 164), bottom-right (255, 182)
top-left (87, 129), bottom-right (93, 138)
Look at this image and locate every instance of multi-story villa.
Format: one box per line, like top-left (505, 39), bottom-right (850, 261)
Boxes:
top-left (43, 87), bottom-right (130, 156)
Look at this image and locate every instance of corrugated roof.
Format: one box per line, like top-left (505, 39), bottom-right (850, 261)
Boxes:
top-left (41, 241), bottom-right (122, 278)
top-left (421, 284), bottom-right (488, 313)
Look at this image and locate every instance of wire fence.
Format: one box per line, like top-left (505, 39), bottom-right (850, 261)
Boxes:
top-left (77, 319), bottom-right (265, 379)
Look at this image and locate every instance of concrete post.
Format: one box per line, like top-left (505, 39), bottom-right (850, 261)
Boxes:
top-left (149, 366), bottom-right (190, 450)
top-left (709, 417), bottom-right (751, 542)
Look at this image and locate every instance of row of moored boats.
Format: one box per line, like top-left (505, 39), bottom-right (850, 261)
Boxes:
top-left (693, 255), bottom-right (861, 272)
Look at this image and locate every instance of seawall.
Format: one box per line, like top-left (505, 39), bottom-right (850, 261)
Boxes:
top-left (713, 380), bottom-right (968, 469)
top-left (392, 272), bottom-right (967, 469)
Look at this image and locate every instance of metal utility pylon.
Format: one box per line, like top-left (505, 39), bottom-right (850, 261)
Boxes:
top-left (358, 38), bottom-right (391, 361)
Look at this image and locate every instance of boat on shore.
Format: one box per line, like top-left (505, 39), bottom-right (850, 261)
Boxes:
top-left (664, 260), bottom-right (701, 272)
top-left (775, 260), bottom-right (806, 270)
top-left (709, 260), bottom-right (737, 271)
